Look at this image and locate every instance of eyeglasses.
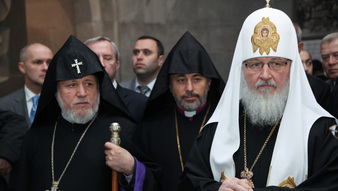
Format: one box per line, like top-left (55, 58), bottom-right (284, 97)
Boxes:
top-left (244, 60), bottom-right (290, 72)
top-left (329, 125), bottom-right (338, 139)
top-left (321, 52), bottom-right (338, 62)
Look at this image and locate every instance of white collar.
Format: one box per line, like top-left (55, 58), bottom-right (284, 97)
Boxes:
top-left (134, 78), bottom-right (157, 91)
top-left (134, 78), bottom-right (157, 97)
top-left (184, 111), bottom-right (196, 118)
top-left (112, 80), bottom-right (117, 89)
top-left (24, 85), bottom-right (39, 101)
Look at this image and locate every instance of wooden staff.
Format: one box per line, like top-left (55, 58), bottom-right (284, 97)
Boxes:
top-left (110, 122), bottom-right (121, 191)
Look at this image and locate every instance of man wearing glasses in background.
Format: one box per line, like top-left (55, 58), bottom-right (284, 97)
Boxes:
top-left (321, 32), bottom-right (338, 118)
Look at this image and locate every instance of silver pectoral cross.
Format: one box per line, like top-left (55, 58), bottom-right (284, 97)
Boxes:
top-left (71, 59), bottom-right (83, 74)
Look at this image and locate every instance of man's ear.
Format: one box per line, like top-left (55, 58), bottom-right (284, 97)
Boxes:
top-left (298, 42), bottom-right (304, 53)
top-left (18, 62), bottom-right (26, 74)
top-left (116, 59), bottom-right (121, 72)
top-left (157, 55), bottom-right (165, 67)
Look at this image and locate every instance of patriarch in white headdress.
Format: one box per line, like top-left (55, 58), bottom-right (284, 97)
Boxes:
top-left (206, 3), bottom-right (337, 188)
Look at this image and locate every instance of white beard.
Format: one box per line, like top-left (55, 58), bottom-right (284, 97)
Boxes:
top-left (56, 91), bottom-right (100, 124)
top-left (241, 74), bottom-right (289, 127)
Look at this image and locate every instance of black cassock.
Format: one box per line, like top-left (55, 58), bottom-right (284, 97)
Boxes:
top-left (10, 35), bottom-right (162, 191)
top-left (140, 31), bottom-right (225, 191)
top-left (10, 104), bottom-right (161, 191)
top-left (141, 102), bottom-right (215, 191)
top-left (181, 105), bottom-right (338, 191)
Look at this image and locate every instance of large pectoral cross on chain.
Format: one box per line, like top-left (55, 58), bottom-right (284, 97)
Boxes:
top-left (240, 168), bottom-right (255, 188)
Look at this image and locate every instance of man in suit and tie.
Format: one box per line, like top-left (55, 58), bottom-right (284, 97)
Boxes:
top-left (85, 36), bottom-right (147, 123)
top-left (321, 32), bottom-right (338, 118)
top-left (0, 43), bottom-right (53, 127)
top-left (321, 32), bottom-right (338, 90)
top-left (120, 36), bottom-right (165, 97)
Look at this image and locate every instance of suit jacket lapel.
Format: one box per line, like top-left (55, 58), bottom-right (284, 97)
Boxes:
top-left (14, 89), bottom-right (30, 126)
top-left (116, 84), bottom-right (129, 107)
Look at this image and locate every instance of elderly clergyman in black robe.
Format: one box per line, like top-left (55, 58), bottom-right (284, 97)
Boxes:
top-left (10, 35), bottom-right (161, 191)
top-left (140, 31), bottom-right (225, 191)
top-left (180, 3), bottom-right (338, 191)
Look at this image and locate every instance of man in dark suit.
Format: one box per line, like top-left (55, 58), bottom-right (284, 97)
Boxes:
top-left (0, 43), bottom-right (53, 127)
top-left (320, 33), bottom-right (338, 118)
top-left (321, 32), bottom-right (338, 90)
top-left (85, 36), bottom-right (147, 123)
top-left (306, 73), bottom-right (331, 108)
top-left (326, 79), bottom-right (338, 118)
top-left (120, 36), bottom-right (165, 97)
top-left (0, 109), bottom-right (27, 191)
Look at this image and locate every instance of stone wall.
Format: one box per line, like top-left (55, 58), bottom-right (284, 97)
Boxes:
top-left (76, 0), bottom-right (293, 82)
top-left (0, 0), bottom-right (295, 96)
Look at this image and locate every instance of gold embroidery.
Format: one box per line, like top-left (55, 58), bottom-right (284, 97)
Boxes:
top-left (251, 17), bottom-right (280, 55)
top-left (278, 176), bottom-right (297, 188)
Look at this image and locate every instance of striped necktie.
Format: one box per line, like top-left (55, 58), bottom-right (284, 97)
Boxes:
top-left (138, 86), bottom-right (150, 95)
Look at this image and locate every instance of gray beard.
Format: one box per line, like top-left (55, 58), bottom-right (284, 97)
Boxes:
top-left (171, 82), bottom-right (210, 111)
top-left (174, 91), bottom-right (208, 111)
top-left (241, 75), bottom-right (289, 127)
top-left (56, 91), bottom-right (100, 124)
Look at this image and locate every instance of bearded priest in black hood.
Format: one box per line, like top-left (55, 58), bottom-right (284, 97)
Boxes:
top-left (140, 31), bottom-right (225, 191)
top-left (10, 35), bottom-right (161, 191)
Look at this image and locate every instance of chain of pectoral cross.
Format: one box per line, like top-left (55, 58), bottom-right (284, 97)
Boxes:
top-left (45, 181), bottom-right (60, 191)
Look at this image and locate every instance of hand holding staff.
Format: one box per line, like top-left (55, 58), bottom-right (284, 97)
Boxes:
top-left (110, 122), bottom-right (121, 191)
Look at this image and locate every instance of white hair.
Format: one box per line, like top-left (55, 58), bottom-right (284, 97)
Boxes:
top-left (56, 90), bottom-right (100, 124)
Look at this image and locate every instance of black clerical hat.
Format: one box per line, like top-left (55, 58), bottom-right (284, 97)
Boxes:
top-left (166, 31), bottom-right (222, 79)
top-left (145, 31), bottom-right (225, 116)
top-left (33, 35), bottom-right (130, 127)
top-left (53, 35), bottom-right (104, 81)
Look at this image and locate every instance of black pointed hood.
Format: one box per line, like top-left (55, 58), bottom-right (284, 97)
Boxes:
top-left (167, 31), bottom-right (222, 77)
top-left (33, 35), bottom-right (130, 127)
top-left (144, 31), bottom-right (225, 117)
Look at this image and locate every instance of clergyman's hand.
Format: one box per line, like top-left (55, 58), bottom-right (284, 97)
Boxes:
top-left (104, 142), bottom-right (135, 176)
top-left (218, 177), bottom-right (253, 191)
top-left (0, 158), bottom-right (11, 176)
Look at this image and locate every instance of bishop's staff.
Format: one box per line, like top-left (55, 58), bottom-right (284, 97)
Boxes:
top-left (110, 122), bottom-right (121, 191)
